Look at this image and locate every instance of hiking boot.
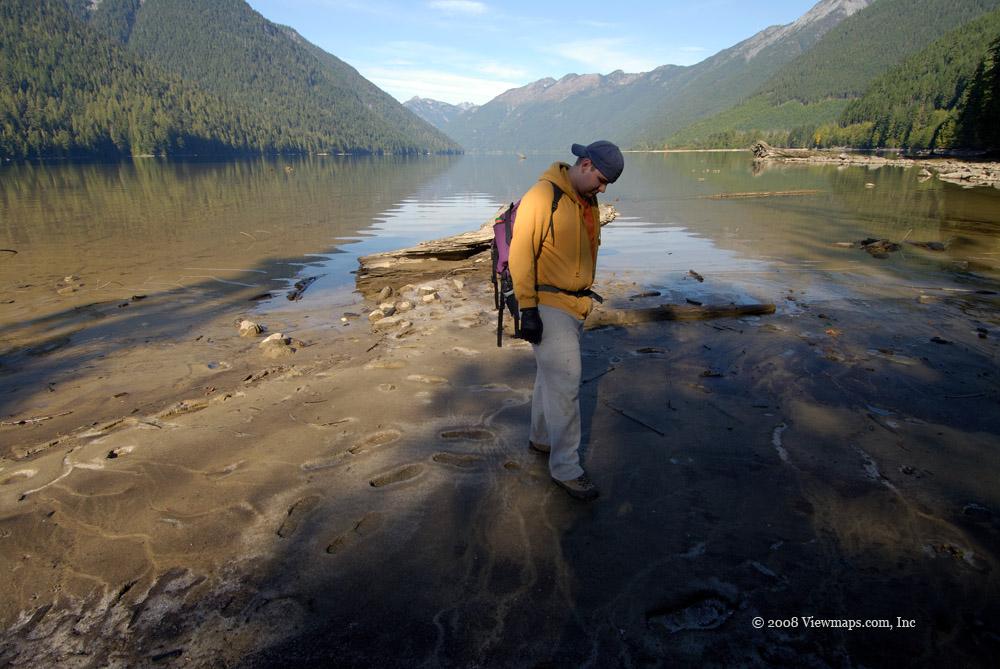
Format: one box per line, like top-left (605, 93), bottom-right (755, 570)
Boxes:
top-left (552, 473), bottom-right (599, 501)
top-left (528, 440), bottom-right (550, 454)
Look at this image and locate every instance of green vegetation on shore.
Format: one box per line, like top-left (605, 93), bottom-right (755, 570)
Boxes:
top-left (0, 0), bottom-right (459, 159)
top-left (666, 0), bottom-right (1000, 151)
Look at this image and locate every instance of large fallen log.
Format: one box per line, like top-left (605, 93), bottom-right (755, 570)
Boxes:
top-left (356, 203), bottom-right (618, 297)
top-left (586, 303), bottom-right (776, 329)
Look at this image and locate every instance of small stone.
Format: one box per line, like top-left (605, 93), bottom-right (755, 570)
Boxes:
top-left (452, 279), bottom-right (465, 291)
top-left (378, 302), bottom-right (396, 317)
top-left (237, 319), bottom-right (263, 337)
top-left (865, 183), bottom-right (876, 189)
top-left (372, 315), bottom-right (402, 331)
top-left (418, 285), bottom-right (437, 296)
top-left (368, 310), bottom-right (385, 323)
top-left (377, 286), bottom-right (393, 301)
top-left (917, 294), bottom-right (937, 304)
top-left (261, 343), bottom-right (294, 359)
top-left (421, 293), bottom-right (439, 303)
top-left (342, 312), bottom-right (360, 319)
top-left (395, 300), bottom-right (414, 313)
top-left (260, 333), bottom-right (285, 346)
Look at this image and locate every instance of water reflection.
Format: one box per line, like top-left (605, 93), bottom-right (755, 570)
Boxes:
top-left (1, 152), bottom-right (998, 333)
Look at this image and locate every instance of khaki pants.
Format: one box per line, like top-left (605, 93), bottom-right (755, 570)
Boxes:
top-left (530, 305), bottom-right (585, 481)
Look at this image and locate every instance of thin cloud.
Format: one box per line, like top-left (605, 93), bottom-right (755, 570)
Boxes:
top-left (427, 0), bottom-right (487, 14)
top-left (361, 66), bottom-right (519, 105)
top-left (477, 62), bottom-right (528, 80)
top-left (546, 38), bottom-right (661, 74)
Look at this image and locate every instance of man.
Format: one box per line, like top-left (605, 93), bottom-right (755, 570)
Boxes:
top-left (507, 140), bottom-right (624, 501)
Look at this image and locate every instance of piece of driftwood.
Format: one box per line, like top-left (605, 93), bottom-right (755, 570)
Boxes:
top-left (586, 303), bottom-right (775, 329)
top-left (356, 203), bottom-right (618, 297)
top-left (706, 189), bottom-right (821, 199)
top-left (751, 141), bottom-right (815, 160)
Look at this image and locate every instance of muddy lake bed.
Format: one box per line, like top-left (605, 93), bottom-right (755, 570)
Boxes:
top-left (0, 152), bottom-right (998, 667)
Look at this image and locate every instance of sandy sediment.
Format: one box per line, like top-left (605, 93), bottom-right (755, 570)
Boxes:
top-left (1, 270), bottom-right (999, 667)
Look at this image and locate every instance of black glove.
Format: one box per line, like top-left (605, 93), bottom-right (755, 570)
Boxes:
top-left (519, 307), bottom-right (543, 345)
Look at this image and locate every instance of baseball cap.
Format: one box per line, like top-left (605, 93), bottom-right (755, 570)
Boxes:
top-left (571, 140), bottom-right (624, 183)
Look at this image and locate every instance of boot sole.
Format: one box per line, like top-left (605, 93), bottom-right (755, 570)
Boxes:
top-left (552, 478), bottom-right (599, 501)
top-left (528, 441), bottom-right (550, 455)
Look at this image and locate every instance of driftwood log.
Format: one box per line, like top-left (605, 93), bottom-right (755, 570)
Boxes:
top-left (586, 303), bottom-right (775, 329)
top-left (355, 203), bottom-right (618, 297)
top-left (356, 203), bottom-right (776, 323)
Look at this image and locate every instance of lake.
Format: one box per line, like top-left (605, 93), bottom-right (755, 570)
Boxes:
top-left (2, 152), bottom-right (998, 340)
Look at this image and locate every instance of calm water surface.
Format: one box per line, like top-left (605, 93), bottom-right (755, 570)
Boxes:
top-left (1, 153), bottom-right (998, 338)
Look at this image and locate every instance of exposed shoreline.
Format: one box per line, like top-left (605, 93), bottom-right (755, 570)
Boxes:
top-left (1, 248), bottom-right (998, 665)
top-left (751, 141), bottom-right (1000, 188)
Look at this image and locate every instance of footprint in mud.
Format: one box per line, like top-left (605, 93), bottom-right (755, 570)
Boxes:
top-left (106, 446), bottom-right (134, 459)
top-left (440, 428), bottom-right (494, 441)
top-left (326, 512), bottom-right (384, 555)
top-left (364, 360), bottom-right (407, 370)
top-left (206, 461), bottom-right (244, 480)
top-left (349, 429), bottom-right (402, 455)
top-left (646, 591), bottom-right (735, 633)
top-left (406, 374), bottom-right (449, 385)
top-left (1, 469), bottom-right (37, 486)
top-left (158, 399), bottom-right (209, 418)
top-left (276, 496), bottom-right (321, 538)
top-left (369, 464), bottom-right (424, 488)
top-left (432, 452), bottom-right (484, 469)
top-left (467, 383), bottom-right (514, 393)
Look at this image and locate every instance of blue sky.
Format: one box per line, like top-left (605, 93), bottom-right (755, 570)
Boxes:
top-left (245, 0), bottom-right (821, 105)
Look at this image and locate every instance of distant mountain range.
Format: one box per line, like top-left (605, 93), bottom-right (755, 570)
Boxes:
top-left (403, 98), bottom-right (480, 129)
top-left (406, 0), bottom-right (1000, 152)
top-left (0, 0), bottom-right (460, 159)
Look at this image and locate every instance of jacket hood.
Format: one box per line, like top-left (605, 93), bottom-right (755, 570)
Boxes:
top-left (539, 162), bottom-right (579, 200)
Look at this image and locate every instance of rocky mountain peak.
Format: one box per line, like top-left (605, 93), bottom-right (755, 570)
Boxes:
top-left (736, 0), bottom-right (873, 61)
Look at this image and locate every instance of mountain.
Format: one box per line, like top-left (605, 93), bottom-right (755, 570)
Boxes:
top-left (404, 97), bottom-right (479, 129)
top-left (667, 0), bottom-right (1000, 148)
top-left (427, 0), bottom-right (871, 152)
top-left (0, 0), bottom-right (459, 159)
top-left (826, 8), bottom-right (1000, 149)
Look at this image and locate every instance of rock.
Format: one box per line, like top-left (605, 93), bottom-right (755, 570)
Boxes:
top-left (918, 168), bottom-right (933, 177)
top-left (372, 315), bottom-right (403, 332)
top-left (838, 153), bottom-right (849, 160)
top-left (395, 300), bottom-right (414, 313)
top-left (261, 343), bottom-right (294, 359)
top-left (368, 310), bottom-right (386, 323)
top-left (377, 286), bottom-right (393, 301)
top-left (259, 333), bottom-right (295, 358)
top-left (419, 285), bottom-right (438, 296)
top-left (237, 319), bottom-right (263, 337)
top-left (378, 302), bottom-right (397, 316)
top-left (421, 292), bottom-right (439, 303)
top-left (452, 279), bottom-right (465, 291)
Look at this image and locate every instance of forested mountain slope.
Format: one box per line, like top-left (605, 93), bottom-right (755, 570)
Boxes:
top-left (0, 0), bottom-right (459, 159)
top-left (667, 0), bottom-right (1000, 149)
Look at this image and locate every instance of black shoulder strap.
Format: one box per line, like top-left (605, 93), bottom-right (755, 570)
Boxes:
top-left (536, 183), bottom-right (563, 257)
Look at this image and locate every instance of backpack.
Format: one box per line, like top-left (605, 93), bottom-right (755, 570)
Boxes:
top-left (490, 183), bottom-right (563, 347)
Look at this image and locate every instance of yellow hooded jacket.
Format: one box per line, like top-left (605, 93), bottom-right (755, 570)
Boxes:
top-left (508, 162), bottom-right (601, 321)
